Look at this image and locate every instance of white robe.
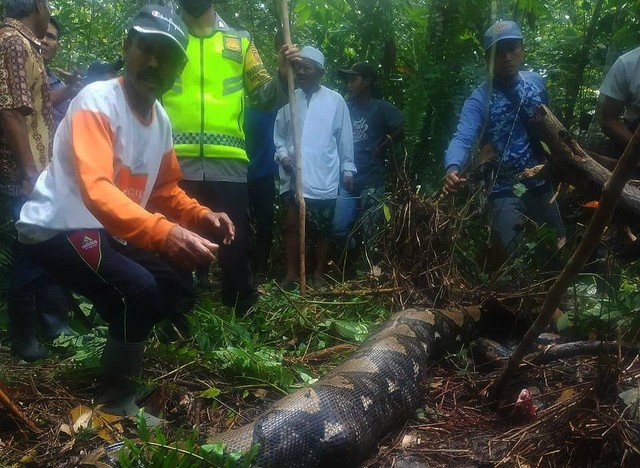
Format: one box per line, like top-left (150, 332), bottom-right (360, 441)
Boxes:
top-left (274, 85), bottom-right (355, 199)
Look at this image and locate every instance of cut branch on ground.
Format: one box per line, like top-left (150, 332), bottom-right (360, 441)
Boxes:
top-left (489, 114), bottom-right (640, 402)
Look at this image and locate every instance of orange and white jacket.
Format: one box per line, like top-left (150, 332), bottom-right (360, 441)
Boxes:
top-left (17, 78), bottom-right (210, 252)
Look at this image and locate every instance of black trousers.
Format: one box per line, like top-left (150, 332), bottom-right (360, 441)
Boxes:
top-left (24, 230), bottom-right (194, 342)
top-left (180, 180), bottom-right (256, 306)
top-left (248, 175), bottom-right (276, 275)
top-left (7, 194), bottom-right (69, 333)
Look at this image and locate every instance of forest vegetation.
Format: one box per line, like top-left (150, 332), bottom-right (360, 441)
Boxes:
top-left (1, 0), bottom-right (640, 466)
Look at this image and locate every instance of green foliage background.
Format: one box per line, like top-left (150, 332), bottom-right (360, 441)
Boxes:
top-left (2, 0), bottom-right (639, 306)
top-left (37, 0), bottom-right (640, 193)
top-left (0, 0), bottom-right (638, 289)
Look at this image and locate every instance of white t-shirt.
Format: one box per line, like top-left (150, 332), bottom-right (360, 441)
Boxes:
top-left (18, 78), bottom-right (209, 251)
top-left (600, 46), bottom-right (640, 127)
top-left (273, 86), bottom-right (355, 199)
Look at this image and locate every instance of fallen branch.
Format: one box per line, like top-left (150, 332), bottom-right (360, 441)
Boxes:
top-left (0, 385), bottom-right (42, 434)
top-left (489, 117), bottom-right (640, 403)
top-left (529, 341), bottom-right (626, 364)
top-left (474, 338), bottom-right (636, 368)
top-left (314, 287), bottom-right (402, 297)
top-left (589, 150), bottom-right (640, 179)
top-left (534, 105), bottom-right (640, 220)
top-left (299, 343), bottom-right (356, 362)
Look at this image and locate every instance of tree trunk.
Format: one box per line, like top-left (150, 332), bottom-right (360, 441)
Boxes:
top-left (585, 4), bottom-right (627, 151)
top-left (533, 105), bottom-right (640, 220)
top-left (563, 0), bottom-right (605, 128)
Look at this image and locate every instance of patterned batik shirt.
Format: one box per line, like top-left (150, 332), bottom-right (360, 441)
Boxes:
top-left (0, 18), bottom-right (52, 195)
top-left (444, 71), bottom-right (548, 195)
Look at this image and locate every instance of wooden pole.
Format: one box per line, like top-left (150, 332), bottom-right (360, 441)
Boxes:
top-left (489, 123), bottom-right (640, 403)
top-left (279, 0), bottom-right (306, 295)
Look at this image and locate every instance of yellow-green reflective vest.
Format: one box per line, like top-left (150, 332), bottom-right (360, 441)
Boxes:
top-left (163, 30), bottom-right (250, 162)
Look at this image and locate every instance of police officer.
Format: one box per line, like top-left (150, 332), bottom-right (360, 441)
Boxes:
top-left (163, 0), bottom-right (300, 313)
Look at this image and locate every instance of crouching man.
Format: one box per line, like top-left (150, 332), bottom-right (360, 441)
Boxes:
top-left (16, 5), bottom-right (234, 424)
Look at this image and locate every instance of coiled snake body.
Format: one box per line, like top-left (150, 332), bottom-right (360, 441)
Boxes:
top-left (209, 308), bottom-right (479, 467)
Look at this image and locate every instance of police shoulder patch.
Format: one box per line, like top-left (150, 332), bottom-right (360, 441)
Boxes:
top-left (224, 36), bottom-right (242, 52)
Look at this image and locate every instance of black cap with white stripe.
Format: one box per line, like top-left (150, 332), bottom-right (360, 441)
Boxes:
top-left (131, 5), bottom-right (189, 59)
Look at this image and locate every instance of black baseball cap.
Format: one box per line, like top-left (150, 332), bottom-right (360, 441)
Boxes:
top-left (130, 5), bottom-right (189, 59)
top-left (338, 62), bottom-right (377, 83)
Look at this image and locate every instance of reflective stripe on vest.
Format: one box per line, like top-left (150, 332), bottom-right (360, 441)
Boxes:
top-left (173, 132), bottom-right (246, 150)
top-left (163, 30), bottom-right (250, 161)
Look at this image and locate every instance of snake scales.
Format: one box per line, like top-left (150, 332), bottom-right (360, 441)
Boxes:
top-left (208, 308), bottom-right (480, 467)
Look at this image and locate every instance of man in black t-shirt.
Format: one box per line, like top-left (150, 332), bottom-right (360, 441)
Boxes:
top-left (334, 62), bottom-right (403, 271)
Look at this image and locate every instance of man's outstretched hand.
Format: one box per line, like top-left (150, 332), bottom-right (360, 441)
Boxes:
top-left (203, 211), bottom-right (235, 245)
top-left (165, 225), bottom-right (219, 270)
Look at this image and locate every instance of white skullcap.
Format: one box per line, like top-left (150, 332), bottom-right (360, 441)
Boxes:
top-left (300, 46), bottom-right (325, 70)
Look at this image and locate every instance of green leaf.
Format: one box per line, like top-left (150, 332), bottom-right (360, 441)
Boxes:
top-left (540, 141), bottom-right (552, 155)
top-left (556, 313), bottom-right (570, 332)
top-left (202, 442), bottom-right (229, 465)
top-left (199, 387), bottom-right (222, 399)
top-left (513, 183), bottom-right (527, 197)
top-left (298, 371), bottom-right (318, 385)
top-left (155, 425), bottom-right (167, 445)
top-left (333, 320), bottom-right (369, 342)
top-left (227, 451), bottom-right (243, 464)
top-left (136, 409), bottom-right (150, 443)
top-left (383, 204), bottom-right (391, 222)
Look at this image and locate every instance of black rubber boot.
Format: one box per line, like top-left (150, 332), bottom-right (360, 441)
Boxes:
top-left (8, 297), bottom-right (49, 362)
top-left (36, 285), bottom-right (73, 339)
top-left (95, 336), bottom-right (163, 426)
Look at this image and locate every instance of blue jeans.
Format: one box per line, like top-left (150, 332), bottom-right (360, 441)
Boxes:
top-left (489, 183), bottom-right (565, 255)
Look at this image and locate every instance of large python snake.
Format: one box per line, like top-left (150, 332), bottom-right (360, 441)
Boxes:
top-left (208, 307), bottom-right (480, 467)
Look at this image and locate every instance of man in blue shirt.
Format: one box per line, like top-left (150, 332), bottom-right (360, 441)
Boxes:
top-left (334, 62), bottom-right (403, 272)
top-left (245, 105), bottom-right (278, 284)
top-left (443, 20), bottom-right (565, 255)
top-left (42, 17), bottom-right (82, 128)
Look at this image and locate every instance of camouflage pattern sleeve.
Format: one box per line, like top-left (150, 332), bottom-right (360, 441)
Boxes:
top-left (243, 42), bottom-right (286, 111)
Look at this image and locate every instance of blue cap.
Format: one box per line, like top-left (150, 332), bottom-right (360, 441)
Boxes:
top-left (483, 20), bottom-right (523, 51)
